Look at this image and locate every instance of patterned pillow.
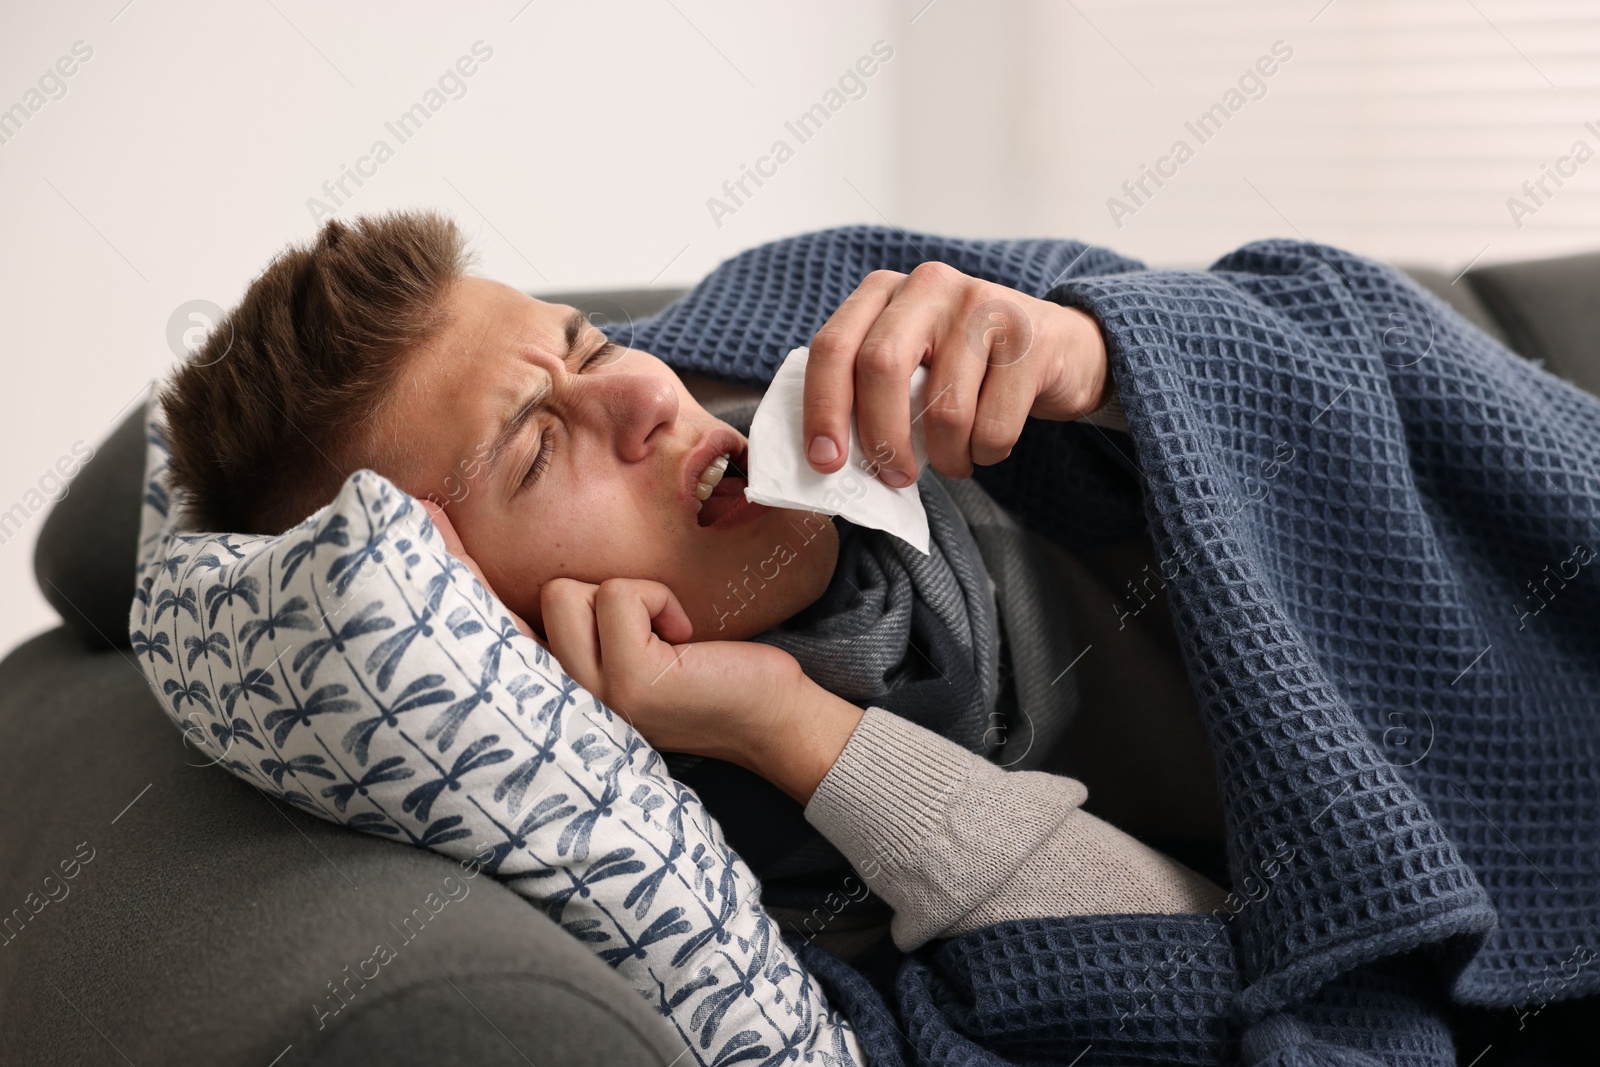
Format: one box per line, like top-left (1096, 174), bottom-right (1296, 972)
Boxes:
top-left (126, 390), bottom-right (864, 1066)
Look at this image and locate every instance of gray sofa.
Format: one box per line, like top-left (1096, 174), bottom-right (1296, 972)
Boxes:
top-left (5, 250), bottom-right (1598, 1065)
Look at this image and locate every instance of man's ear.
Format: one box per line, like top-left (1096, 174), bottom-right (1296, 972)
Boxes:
top-left (418, 496), bottom-right (540, 645)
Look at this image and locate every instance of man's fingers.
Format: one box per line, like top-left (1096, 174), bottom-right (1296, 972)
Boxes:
top-left (644, 582), bottom-right (695, 645)
top-left (1028, 306), bottom-right (1110, 422)
top-left (804, 271), bottom-right (901, 473)
top-left (854, 264), bottom-right (951, 486)
top-left (919, 325), bottom-right (989, 479)
top-left (970, 359), bottom-right (1036, 467)
top-left (541, 579), bottom-right (603, 694)
top-left (594, 579), bottom-right (693, 664)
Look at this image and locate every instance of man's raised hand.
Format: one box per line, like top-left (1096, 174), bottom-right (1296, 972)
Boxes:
top-left (801, 262), bottom-right (1110, 486)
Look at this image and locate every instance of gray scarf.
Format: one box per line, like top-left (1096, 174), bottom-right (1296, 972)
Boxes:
top-left (750, 456), bottom-right (1001, 756)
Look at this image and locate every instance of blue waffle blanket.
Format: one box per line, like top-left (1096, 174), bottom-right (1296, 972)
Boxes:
top-left (613, 227), bottom-right (1600, 1066)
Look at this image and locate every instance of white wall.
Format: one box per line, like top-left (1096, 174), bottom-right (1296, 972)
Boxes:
top-left (3, 0), bottom-right (1597, 658)
top-left (887, 0), bottom-right (1600, 265)
top-left (0, 0), bottom-right (903, 655)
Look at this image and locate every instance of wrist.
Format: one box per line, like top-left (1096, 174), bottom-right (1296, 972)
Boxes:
top-left (740, 675), bottom-right (865, 806)
top-left (1067, 305), bottom-right (1112, 416)
top-left (1032, 301), bottom-right (1112, 422)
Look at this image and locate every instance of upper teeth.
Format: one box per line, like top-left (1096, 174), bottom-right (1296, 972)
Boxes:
top-left (695, 453), bottom-right (731, 510)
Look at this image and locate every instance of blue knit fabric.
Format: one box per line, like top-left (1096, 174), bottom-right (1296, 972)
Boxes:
top-left (614, 226), bottom-right (1600, 1065)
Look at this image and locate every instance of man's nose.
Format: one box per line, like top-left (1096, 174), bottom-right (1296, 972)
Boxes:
top-left (600, 372), bottom-right (681, 463)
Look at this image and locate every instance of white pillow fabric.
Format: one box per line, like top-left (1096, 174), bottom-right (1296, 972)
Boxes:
top-left (127, 391), bottom-right (865, 1066)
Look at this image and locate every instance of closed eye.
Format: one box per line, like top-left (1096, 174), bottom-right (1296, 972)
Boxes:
top-left (519, 339), bottom-right (620, 490)
top-left (584, 340), bottom-right (620, 370)
top-left (520, 435), bottom-right (552, 490)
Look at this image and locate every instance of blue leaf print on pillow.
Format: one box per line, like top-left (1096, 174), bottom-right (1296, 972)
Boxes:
top-left (281, 514), bottom-right (350, 590)
top-left (261, 753), bottom-right (335, 789)
top-left (132, 629), bottom-right (172, 664)
top-left (239, 596), bottom-right (314, 663)
top-left (261, 683), bottom-right (359, 747)
top-left (219, 668), bottom-right (280, 715)
top-left (184, 631), bottom-right (231, 670)
top-left (323, 755), bottom-right (413, 813)
top-left (204, 575), bottom-right (260, 624)
top-left (342, 673), bottom-right (453, 766)
top-left (163, 677), bottom-right (212, 714)
top-left (401, 733), bottom-right (512, 823)
top-left (295, 600), bottom-right (394, 687)
top-left (154, 587), bottom-right (199, 624)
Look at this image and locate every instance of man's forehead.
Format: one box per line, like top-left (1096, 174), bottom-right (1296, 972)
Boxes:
top-left (454, 278), bottom-right (549, 351)
top-left (419, 283), bottom-right (569, 401)
top-left (457, 281), bottom-right (581, 365)
top-left (381, 284), bottom-right (570, 478)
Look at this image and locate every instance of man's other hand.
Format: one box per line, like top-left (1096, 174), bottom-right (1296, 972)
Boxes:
top-left (541, 575), bottom-right (864, 805)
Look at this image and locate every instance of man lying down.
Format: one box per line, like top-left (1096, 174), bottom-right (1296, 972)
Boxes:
top-left (158, 211), bottom-right (1600, 1065)
top-left (161, 207), bottom-right (1228, 934)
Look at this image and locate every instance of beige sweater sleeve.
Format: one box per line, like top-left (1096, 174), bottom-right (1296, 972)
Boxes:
top-left (803, 706), bottom-right (1228, 952)
top-left (1080, 374), bottom-right (1129, 432)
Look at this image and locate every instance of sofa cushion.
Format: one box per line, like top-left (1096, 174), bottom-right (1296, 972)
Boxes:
top-left (0, 627), bottom-right (686, 1066)
top-left (1465, 250), bottom-right (1600, 399)
top-left (32, 403), bottom-right (146, 650)
top-left (1395, 266), bottom-right (1510, 350)
top-left (127, 391), bottom-right (864, 1065)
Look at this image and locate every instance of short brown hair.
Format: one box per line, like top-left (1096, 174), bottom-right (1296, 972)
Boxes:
top-left (161, 209), bottom-right (474, 536)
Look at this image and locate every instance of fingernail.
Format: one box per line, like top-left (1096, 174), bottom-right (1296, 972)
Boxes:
top-left (882, 468), bottom-right (913, 488)
top-left (808, 435), bottom-right (839, 465)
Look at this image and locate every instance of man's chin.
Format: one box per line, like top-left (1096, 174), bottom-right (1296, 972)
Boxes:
top-left (685, 510), bottom-right (839, 641)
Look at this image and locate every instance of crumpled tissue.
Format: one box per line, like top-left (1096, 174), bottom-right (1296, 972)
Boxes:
top-left (743, 346), bottom-right (932, 555)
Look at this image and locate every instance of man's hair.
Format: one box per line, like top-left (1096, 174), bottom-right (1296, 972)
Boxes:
top-left (161, 209), bottom-right (473, 536)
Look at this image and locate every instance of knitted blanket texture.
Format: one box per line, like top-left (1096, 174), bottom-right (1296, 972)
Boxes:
top-left (610, 226), bottom-right (1600, 1066)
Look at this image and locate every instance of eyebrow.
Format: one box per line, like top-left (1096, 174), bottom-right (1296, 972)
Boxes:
top-left (485, 308), bottom-right (589, 485)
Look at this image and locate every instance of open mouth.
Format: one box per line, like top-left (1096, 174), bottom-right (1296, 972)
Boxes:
top-left (695, 442), bottom-right (751, 528)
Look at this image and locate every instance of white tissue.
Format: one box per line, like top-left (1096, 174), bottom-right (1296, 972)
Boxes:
top-left (743, 346), bottom-right (932, 555)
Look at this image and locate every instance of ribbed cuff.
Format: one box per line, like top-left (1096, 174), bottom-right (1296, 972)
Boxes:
top-left (1080, 380), bottom-right (1129, 433)
top-left (804, 706), bottom-right (1088, 950)
top-left (805, 706), bottom-right (974, 872)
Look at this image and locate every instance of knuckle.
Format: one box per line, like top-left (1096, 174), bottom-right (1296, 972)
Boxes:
top-left (925, 411), bottom-right (965, 444)
top-left (970, 413), bottom-right (1020, 458)
top-left (855, 337), bottom-right (899, 373)
top-left (910, 260), bottom-right (956, 285)
top-left (864, 268), bottom-right (907, 287)
top-left (924, 394), bottom-right (967, 432)
top-left (809, 322), bottom-right (851, 359)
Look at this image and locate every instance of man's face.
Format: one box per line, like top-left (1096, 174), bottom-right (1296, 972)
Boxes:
top-left (376, 276), bottom-right (840, 641)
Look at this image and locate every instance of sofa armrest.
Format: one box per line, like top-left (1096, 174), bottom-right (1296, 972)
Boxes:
top-left (0, 629), bottom-right (685, 1066)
